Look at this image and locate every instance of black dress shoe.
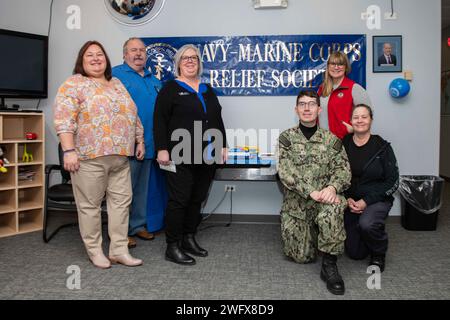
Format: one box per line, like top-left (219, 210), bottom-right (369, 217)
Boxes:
top-left (320, 253), bottom-right (345, 295)
top-left (369, 254), bottom-right (386, 273)
top-left (165, 242), bottom-right (196, 265)
top-left (182, 233), bottom-right (208, 257)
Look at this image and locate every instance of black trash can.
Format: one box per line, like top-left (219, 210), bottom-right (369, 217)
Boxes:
top-left (399, 175), bottom-right (445, 231)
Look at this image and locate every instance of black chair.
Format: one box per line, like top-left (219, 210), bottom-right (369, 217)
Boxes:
top-left (43, 144), bottom-right (78, 242)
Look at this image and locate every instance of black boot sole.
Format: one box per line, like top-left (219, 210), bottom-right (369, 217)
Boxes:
top-left (165, 254), bottom-right (196, 266)
top-left (320, 271), bottom-right (345, 295)
top-left (182, 246), bottom-right (208, 257)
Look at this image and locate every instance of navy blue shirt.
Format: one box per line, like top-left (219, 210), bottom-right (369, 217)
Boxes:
top-left (112, 63), bottom-right (162, 159)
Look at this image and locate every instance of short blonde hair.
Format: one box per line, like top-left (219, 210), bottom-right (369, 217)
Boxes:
top-left (173, 44), bottom-right (203, 78)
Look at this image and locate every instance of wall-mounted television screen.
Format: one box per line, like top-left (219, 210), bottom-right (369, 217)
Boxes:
top-left (0, 29), bottom-right (48, 106)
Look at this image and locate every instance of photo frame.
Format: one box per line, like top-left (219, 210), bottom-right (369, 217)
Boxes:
top-left (373, 35), bottom-right (402, 73)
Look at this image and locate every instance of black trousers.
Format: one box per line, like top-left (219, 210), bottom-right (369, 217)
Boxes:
top-left (164, 164), bottom-right (216, 244)
top-left (344, 201), bottom-right (393, 260)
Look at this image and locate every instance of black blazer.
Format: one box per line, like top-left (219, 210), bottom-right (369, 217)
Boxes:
top-left (153, 80), bottom-right (226, 164)
top-left (378, 54), bottom-right (397, 66)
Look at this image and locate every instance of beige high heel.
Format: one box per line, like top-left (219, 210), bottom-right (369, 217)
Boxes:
top-left (89, 253), bottom-right (111, 269)
top-left (109, 253), bottom-right (143, 267)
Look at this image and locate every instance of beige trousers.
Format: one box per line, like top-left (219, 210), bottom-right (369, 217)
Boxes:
top-left (71, 155), bottom-right (132, 257)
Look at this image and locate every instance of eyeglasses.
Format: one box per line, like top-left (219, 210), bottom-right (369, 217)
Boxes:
top-left (329, 62), bottom-right (345, 68)
top-left (297, 101), bottom-right (319, 109)
top-left (181, 55), bottom-right (199, 62)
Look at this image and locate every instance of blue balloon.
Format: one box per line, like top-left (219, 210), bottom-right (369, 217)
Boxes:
top-left (389, 78), bottom-right (410, 98)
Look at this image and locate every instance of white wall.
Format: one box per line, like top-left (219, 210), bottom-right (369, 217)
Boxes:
top-left (0, 0), bottom-right (442, 216)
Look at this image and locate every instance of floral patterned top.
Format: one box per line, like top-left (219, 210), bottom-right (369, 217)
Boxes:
top-left (54, 74), bottom-right (144, 160)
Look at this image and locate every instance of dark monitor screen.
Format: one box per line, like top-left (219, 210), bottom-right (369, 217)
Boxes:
top-left (0, 29), bottom-right (48, 98)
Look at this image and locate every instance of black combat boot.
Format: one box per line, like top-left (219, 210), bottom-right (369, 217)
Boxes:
top-left (320, 253), bottom-right (345, 295)
top-left (165, 242), bottom-right (196, 265)
top-left (369, 253), bottom-right (386, 273)
top-left (181, 233), bottom-right (208, 257)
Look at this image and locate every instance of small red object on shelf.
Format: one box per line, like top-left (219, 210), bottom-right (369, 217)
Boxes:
top-left (25, 132), bottom-right (37, 140)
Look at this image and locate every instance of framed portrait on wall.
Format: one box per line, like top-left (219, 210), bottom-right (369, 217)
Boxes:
top-left (373, 35), bottom-right (402, 73)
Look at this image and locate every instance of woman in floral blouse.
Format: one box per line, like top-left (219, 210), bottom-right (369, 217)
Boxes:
top-left (54, 40), bottom-right (144, 269)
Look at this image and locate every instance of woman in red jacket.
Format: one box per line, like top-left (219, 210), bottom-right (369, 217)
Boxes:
top-left (318, 51), bottom-right (371, 139)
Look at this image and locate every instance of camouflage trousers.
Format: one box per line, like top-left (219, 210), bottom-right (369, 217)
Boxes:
top-left (281, 196), bottom-right (347, 263)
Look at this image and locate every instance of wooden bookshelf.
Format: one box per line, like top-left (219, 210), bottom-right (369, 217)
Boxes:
top-left (0, 112), bottom-right (44, 237)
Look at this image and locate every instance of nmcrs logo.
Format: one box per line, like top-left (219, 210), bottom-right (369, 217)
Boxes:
top-left (146, 43), bottom-right (177, 82)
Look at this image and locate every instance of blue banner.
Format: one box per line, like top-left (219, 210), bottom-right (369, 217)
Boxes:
top-left (142, 34), bottom-right (366, 96)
